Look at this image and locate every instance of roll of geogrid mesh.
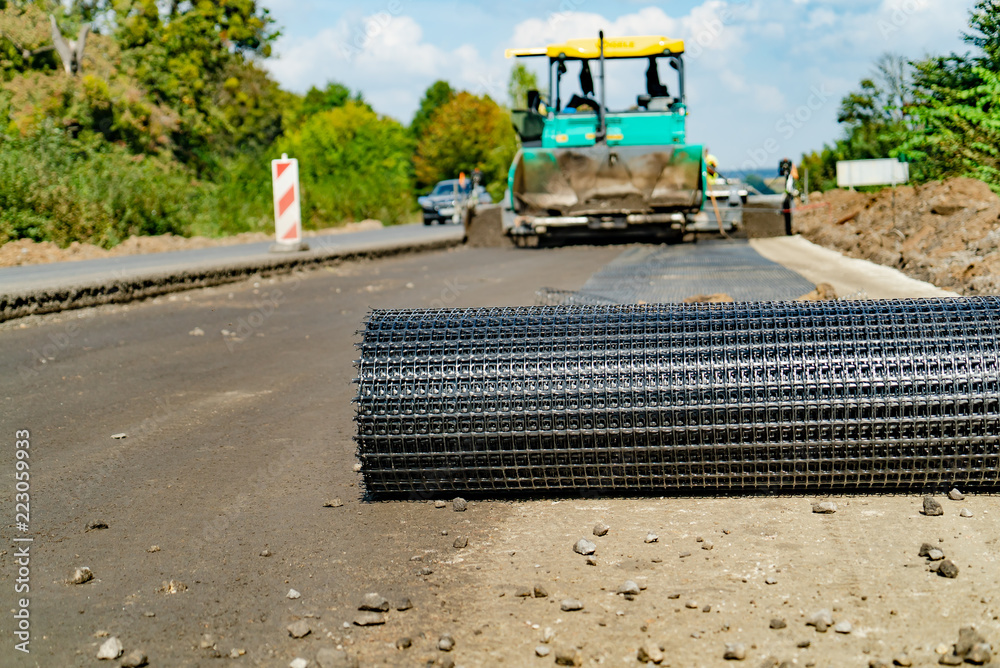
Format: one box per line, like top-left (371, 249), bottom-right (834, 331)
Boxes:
top-left (354, 299), bottom-right (1000, 496)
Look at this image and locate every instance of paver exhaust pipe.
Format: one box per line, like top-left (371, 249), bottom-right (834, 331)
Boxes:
top-left (354, 299), bottom-right (1000, 497)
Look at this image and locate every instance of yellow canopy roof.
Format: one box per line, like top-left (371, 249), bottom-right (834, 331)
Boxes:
top-left (505, 35), bottom-right (685, 60)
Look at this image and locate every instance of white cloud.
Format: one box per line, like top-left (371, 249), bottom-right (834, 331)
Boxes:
top-left (266, 14), bottom-right (506, 123)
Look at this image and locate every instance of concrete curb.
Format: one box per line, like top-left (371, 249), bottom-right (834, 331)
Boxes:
top-left (0, 235), bottom-right (461, 323)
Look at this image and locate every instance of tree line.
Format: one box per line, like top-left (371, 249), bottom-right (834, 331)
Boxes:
top-left (0, 1), bottom-right (519, 247)
top-left (803, 1), bottom-right (1000, 193)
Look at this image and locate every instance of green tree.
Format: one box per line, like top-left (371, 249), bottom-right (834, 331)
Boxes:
top-left (902, 65), bottom-right (1000, 188)
top-left (279, 101), bottom-right (414, 226)
top-left (414, 91), bottom-right (517, 200)
top-left (800, 54), bottom-right (917, 190)
top-left (410, 79), bottom-right (453, 140)
top-left (964, 0), bottom-right (1000, 69)
top-left (111, 0), bottom-right (279, 163)
top-left (507, 61), bottom-right (539, 109)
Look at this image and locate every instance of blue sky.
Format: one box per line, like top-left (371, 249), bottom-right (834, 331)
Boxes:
top-left (263, 0), bottom-right (973, 170)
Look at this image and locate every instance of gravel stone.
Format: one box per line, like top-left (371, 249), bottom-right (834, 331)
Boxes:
top-left (967, 644), bottom-right (992, 664)
top-left (157, 579), bottom-right (187, 594)
top-left (573, 539), bottom-right (597, 555)
top-left (939, 654), bottom-right (963, 666)
top-left (919, 543), bottom-right (935, 557)
top-left (702, 604), bottom-right (712, 613)
top-left (724, 642), bottom-right (747, 660)
top-left (323, 498), bottom-right (343, 508)
top-left (395, 597), bottom-right (413, 611)
top-left (416, 567), bottom-right (434, 576)
top-left (287, 588), bottom-right (301, 599)
top-left (812, 501), bottom-right (837, 514)
top-left (638, 642), bottom-right (665, 663)
top-left (438, 634), bottom-right (455, 651)
top-left (434, 500), bottom-right (446, 508)
top-left (806, 609), bottom-right (833, 632)
top-left (948, 488), bottom-right (965, 501)
top-left (617, 580), bottom-right (641, 596)
top-left (702, 541), bottom-right (714, 550)
top-left (515, 586), bottom-right (532, 597)
top-left (770, 618), bottom-right (787, 629)
top-left (560, 598), bottom-right (584, 611)
top-left (956, 626), bottom-right (987, 656)
top-left (533, 584), bottom-right (548, 598)
top-left (922, 497), bottom-right (944, 516)
top-left (259, 549), bottom-right (272, 557)
top-left (352, 612), bottom-right (385, 626)
top-left (287, 620), bottom-right (311, 638)
top-left (71, 567), bottom-right (94, 585)
top-left (834, 621), bottom-right (853, 634)
top-left (316, 647), bottom-right (358, 668)
top-left (199, 634), bottom-right (215, 649)
top-left (555, 648), bottom-right (582, 666)
top-left (352, 463), bottom-right (362, 473)
top-left (937, 559), bottom-right (960, 578)
top-left (86, 520), bottom-right (109, 531)
top-left (359, 593), bottom-right (389, 612)
top-left (120, 650), bottom-right (148, 667)
top-left (593, 523), bottom-right (610, 537)
top-left (892, 653), bottom-right (913, 666)
top-left (452, 498), bottom-right (467, 512)
top-left (97, 637), bottom-right (123, 660)
top-left (765, 576), bottom-right (777, 585)
top-left (685, 600), bottom-right (699, 609)
top-left (536, 645), bottom-right (551, 657)
top-left (927, 548), bottom-right (945, 561)
top-left (453, 536), bottom-right (468, 549)
top-left (395, 637), bottom-right (412, 650)
top-left (645, 533), bottom-right (659, 543)
top-left (289, 659), bottom-right (309, 668)
top-left (960, 508), bottom-right (974, 517)
top-left (542, 627), bottom-right (555, 643)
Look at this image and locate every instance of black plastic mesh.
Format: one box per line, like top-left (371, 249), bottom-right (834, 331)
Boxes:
top-left (354, 299), bottom-right (1000, 496)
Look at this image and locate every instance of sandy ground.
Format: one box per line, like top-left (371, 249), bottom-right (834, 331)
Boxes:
top-left (1, 241), bottom-right (996, 668)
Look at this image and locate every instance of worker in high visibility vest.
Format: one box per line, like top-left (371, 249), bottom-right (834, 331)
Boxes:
top-left (706, 154), bottom-right (720, 186)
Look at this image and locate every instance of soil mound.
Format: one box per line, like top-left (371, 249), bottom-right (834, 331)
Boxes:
top-left (796, 177), bottom-right (1000, 295)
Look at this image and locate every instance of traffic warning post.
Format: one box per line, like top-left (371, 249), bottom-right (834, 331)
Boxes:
top-left (270, 154), bottom-right (309, 252)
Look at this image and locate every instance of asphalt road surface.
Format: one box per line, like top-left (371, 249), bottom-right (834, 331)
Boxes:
top-left (1, 242), bottom-right (995, 668)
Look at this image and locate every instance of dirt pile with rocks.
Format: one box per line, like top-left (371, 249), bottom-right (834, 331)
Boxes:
top-left (795, 178), bottom-right (1000, 295)
top-left (0, 220), bottom-right (383, 268)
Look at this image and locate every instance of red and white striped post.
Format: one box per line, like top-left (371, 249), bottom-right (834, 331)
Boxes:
top-left (270, 153), bottom-right (309, 252)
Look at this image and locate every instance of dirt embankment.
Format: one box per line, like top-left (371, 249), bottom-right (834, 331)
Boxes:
top-left (0, 220), bottom-right (384, 268)
top-left (795, 178), bottom-right (1000, 295)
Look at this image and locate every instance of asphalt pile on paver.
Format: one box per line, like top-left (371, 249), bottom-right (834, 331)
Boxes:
top-left (795, 177), bottom-right (1000, 295)
top-left (0, 220), bottom-right (383, 267)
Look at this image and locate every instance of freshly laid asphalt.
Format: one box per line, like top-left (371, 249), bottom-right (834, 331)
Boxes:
top-left (0, 224), bottom-right (464, 322)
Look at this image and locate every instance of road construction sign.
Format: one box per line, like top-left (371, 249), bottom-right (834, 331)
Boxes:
top-left (272, 155), bottom-right (303, 246)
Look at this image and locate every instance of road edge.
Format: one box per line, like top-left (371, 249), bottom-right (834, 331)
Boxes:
top-left (0, 236), bottom-right (462, 323)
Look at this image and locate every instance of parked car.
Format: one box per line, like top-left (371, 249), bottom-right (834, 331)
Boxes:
top-left (418, 179), bottom-right (492, 225)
